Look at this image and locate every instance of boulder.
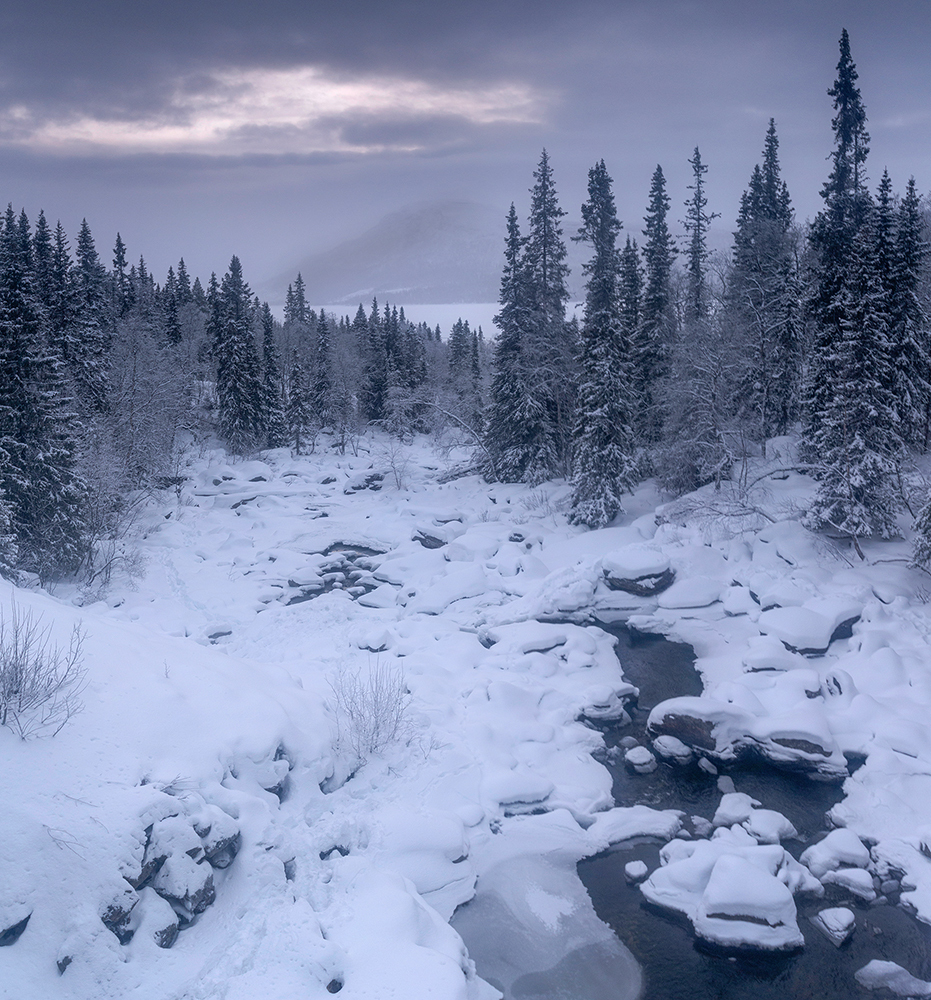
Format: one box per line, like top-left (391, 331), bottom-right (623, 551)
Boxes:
top-left (624, 746), bottom-right (658, 774)
top-left (603, 545), bottom-right (674, 596)
top-left (810, 906), bottom-right (855, 947)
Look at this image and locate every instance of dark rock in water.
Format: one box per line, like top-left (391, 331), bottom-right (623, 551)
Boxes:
top-left (413, 529), bottom-right (445, 549)
top-left (772, 736), bottom-right (831, 757)
top-left (649, 711), bottom-right (717, 752)
top-left (830, 615), bottom-right (860, 643)
top-left (604, 567), bottom-right (675, 597)
top-left (343, 472), bottom-right (384, 493)
top-left (0, 913), bottom-right (30, 946)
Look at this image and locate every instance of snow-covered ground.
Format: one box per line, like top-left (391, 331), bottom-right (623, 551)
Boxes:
top-left (4, 434), bottom-right (931, 998)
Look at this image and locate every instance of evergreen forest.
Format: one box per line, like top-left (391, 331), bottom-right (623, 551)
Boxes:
top-left (2, 29), bottom-right (931, 588)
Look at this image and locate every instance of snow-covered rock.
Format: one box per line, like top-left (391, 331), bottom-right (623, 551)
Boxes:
top-left (810, 906), bottom-right (855, 947)
top-left (856, 960), bottom-right (931, 996)
top-left (624, 746), bottom-right (658, 774)
top-left (800, 828), bottom-right (871, 878)
top-left (602, 545), bottom-right (674, 596)
top-left (640, 832), bottom-right (816, 952)
top-left (625, 861), bottom-right (649, 883)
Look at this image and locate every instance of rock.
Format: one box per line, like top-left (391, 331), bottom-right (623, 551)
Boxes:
top-left (151, 853), bottom-right (216, 915)
top-left (0, 912), bottom-right (30, 946)
top-left (648, 702), bottom-right (718, 751)
top-left (652, 735), bottom-right (694, 764)
top-left (657, 577), bottom-right (722, 610)
top-left (625, 861), bottom-right (649, 884)
top-left (581, 684), bottom-right (633, 722)
top-left (195, 805), bottom-right (241, 869)
top-left (758, 597), bottom-right (861, 656)
top-left (101, 889), bottom-right (138, 943)
top-left (697, 758), bottom-right (718, 776)
top-left (602, 545), bottom-right (674, 596)
top-left (412, 529), bottom-right (445, 549)
top-left (694, 853), bottom-right (804, 952)
top-left (343, 471), bottom-right (384, 493)
top-left (810, 906), bottom-right (855, 947)
top-left (712, 792), bottom-right (761, 828)
top-left (856, 960), bottom-right (931, 997)
top-left (800, 828), bottom-right (870, 879)
top-left (57, 954), bottom-right (72, 974)
top-left (822, 867), bottom-right (876, 900)
top-left (642, 837), bottom-right (809, 953)
top-left (743, 809), bottom-right (798, 845)
top-left (624, 746), bottom-right (657, 774)
top-left (130, 888), bottom-right (181, 948)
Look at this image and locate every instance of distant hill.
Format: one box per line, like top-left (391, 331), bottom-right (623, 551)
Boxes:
top-left (274, 199), bottom-right (589, 307)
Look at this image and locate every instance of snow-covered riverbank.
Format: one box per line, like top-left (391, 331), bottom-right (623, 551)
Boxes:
top-left (4, 436), bottom-right (931, 998)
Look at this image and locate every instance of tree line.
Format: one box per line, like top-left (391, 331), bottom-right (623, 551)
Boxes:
top-left (0, 215), bottom-right (489, 584)
top-left (483, 29), bottom-right (931, 564)
top-left (1, 28), bottom-right (929, 586)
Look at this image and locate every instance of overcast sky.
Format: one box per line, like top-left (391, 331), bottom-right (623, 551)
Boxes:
top-left (2, 0), bottom-right (930, 300)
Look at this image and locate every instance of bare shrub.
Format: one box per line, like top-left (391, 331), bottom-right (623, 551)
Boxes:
top-left (0, 601), bottom-right (86, 738)
top-left (329, 661), bottom-right (412, 768)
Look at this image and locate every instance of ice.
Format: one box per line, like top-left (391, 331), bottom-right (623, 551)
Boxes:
top-left (587, 805), bottom-right (683, 848)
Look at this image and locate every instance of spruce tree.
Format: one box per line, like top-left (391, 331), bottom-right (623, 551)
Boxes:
top-left (260, 302), bottom-right (287, 448)
top-left (71, 218), bottom-right (111, 413)
top-left (525, 149), bottom-right (573, 479)
top-left (802, 28), bottom-right (873, 461)
top-left (483, 204), bottom-right (539, 481)
top-left (729, 121), bottom-right (799, 446)
top-left (311, 309), bottom-right (333, 433)
top-left (215, 256), bottom-right (263, 455)
top-left (805, 212), bottom-right (901, 540)
top-left (636, 165), bottom-right (677, 443)
top-left (286, 353), bottom-right (311, 453)
top-left (619, 237), bottom-right (643, 349)
top-left (0, 211), bottom-right (86, 578)
top-left (889, 176), bottom-right (930, 447)
top-left (682, 148), bottom-right (718, 326)
top-left (569, 160), bottom-right (637, 528)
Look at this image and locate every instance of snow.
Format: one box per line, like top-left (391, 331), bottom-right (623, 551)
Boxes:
top-left (856, 959), bottom-right (931, 996)
top-left (799, 828), bottom-right (871, 878)
top-left (640, 825), bottom-right (816, 951)
top-left (810, 906), bottom-right (855, 946)
top-left (9, 436), bottom-right (931, 995)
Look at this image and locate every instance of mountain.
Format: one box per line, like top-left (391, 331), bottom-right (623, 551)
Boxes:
top-left (280, 200), bottom-right (504, 305)
top-left (273, 199), bottom-right (590, 307)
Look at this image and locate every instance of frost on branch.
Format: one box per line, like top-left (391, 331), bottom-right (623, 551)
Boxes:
top-left (330, 661), bottom-right (413, 770)
top-left (0, 600), bottom-right (86, 739)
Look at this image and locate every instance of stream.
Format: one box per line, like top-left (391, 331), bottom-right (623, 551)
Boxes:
top-left (578, 623), bottom-right (931, 1000)
top-left (455, 621), bottom-right (931, 999)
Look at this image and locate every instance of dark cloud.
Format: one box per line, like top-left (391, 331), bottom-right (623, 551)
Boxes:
top-left (0, 1), bottom-right (928, 298)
